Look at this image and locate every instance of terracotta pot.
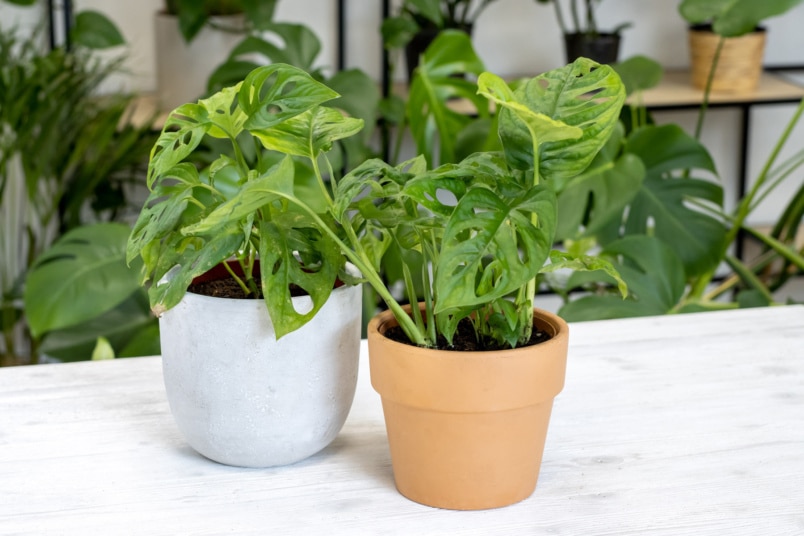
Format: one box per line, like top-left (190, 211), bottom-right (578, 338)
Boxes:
top-left (367, 306), bottom-right (569, 510)
top-left (688, 25), bottom-right (766, 92)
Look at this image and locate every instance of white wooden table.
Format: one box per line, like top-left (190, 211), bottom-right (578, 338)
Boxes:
top-left (2, 306), bottom-right (803, 535)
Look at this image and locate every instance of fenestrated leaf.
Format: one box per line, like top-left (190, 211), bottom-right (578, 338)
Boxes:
top-left (239, 63), bottom-right (339, 131)
top-left (148, 226), bottom-right (244, 315)
top-left (127, 163), bottom-right (205, 264)
top-left (624, 177), bottom-right (726, 276)
top-left (25, 223), bottom-right (140, 337)
top-left (543, 250), bottom-right (628, 298)
top-left (258, 219), bottom-right (342, 338)
top-left (496, 57), bottom-right (626, 181)
top-left (435, 184), bottom-right (557, 313)
top-left (559, 235), bottom-right (686, 321)
top-left (252, 107), bottom-right (364, 159)
top-left (182, 156), bottom-right (296, 236)
top-left (622, 124), bottom-right (726, 276)
top-left (478, 72), bottom-right (583, 152)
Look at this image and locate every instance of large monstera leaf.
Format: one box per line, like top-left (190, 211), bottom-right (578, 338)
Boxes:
top-left (559, 235), bottom-right (687, 321)
top-left (555, 123), bottom-right (646, 241)
top-left (620, 124), bottom-right (726, 277)
top-left (494, 57), bottom-right (626, 181)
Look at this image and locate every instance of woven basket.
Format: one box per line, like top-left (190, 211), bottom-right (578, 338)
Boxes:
top-left (689, 27), bottom-right (766, 93)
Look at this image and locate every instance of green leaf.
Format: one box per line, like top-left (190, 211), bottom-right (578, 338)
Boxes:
top-left (71, 11), bottom-right (125, 49)
top-left (407, 0), bottom-right (444, 26)
top-left (559, 235), bottom-right (686, 321)
top-left (435, 184), bottom-right (557, 313)
top-left (326, 69), bottom-right (381, 145)
top-left (241, 0), bottom-right (278, 30)
top-left (258, 219), bottom-right (342, 338)
top-left (381, 16), bottom-right (420, 48)
top-left (407, 30), bottom-right (487, 165)
top-left (24, 224), bottom-right (141, 337)
top-left (239, 63), bottom-right (339, 130)
top-left (544, 250), bottom-right (628, 298)
top-left (148, 226), bottom-right (244, 315)
top-left (252, 107), bottom-right (364, 159)
top-left (127, 164), bottom-right (205, 265)
top-left (679, 0), bottom-right (804, 37)
top-left (91, 337), bottom-right (115, 360)
top-left (38, 291), bottom-right (158, 361)
top-left (623, 124), bottom-right (726, 276)
top-left (556, 153), bottom-right (645, 241)
top-left (625, 124), bottom-right (717, 177)
top-left (613, 55), bottom-right (664, 95)
top-left (495, 57), bottom-right (626, 181)
top-left (182, 156), bottom-right (295, 236)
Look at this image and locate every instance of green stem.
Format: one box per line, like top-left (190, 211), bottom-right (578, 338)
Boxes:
top-left (694, 36), bottom-right (724, 141)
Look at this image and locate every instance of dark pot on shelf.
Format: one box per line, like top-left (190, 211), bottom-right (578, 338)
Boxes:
top-left (563, 32), bottom-right (621, 64)
top-left (405, 23), bottom-right (473, 82)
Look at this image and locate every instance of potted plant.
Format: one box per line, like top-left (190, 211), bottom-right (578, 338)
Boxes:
top-left (125, 64), bottom-right (365, 467)
top-left (679, 0), bottom-right (804, 92)
top-left (381, 0), bottom-right (501, 80)
top-left (223, 58), bottom-right (624, 507)
top-left (534, 0), bottom-right (630, 64)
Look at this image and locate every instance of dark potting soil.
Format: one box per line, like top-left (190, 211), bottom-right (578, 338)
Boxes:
top-left (188, 278), bottom-right (307, 299)
top-left (383, 318), bottom-right (551, 352)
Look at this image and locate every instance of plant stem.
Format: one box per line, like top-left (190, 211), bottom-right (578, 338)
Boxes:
top-left (694, 35), bottom-right (724, 141)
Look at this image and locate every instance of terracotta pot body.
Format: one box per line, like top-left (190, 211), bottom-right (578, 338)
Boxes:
top-left (159, 276), bottom-right (361, 468)
top-left (367, 307), bottom-right (569, 510)
top-left (688, 25), bottom-right (766, 92)
top-left (563, 32), bottom-right (621, 64)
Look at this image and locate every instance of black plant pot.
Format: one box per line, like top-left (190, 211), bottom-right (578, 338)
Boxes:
top-left (563, 32), bottom-right (621, 64)
top-left (405, 23), bottom-right (473, 82)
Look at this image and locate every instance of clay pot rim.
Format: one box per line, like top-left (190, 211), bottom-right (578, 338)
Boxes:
top-left (367, 304), bottom-right (569, 359)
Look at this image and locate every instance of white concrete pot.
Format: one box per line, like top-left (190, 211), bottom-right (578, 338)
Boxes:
top-left (153, 12), bottom-right (244, 111)
top-left (158, 282), bottom-right (362, 467)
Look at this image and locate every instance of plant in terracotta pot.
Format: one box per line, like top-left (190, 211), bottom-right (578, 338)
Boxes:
top-left (381, 0), bottom-right (501, 80)
top-left (535, 0), bottom-right (630, 64)
top-left (319, 58), bottom-right (625, 509)
top-left (679, 0), bottom-right (804, 92)
top-left (125, 64), bottom-right (365, 467)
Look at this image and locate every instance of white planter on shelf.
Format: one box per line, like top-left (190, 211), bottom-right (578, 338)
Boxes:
top-left (158, 281), bottom-right (362, 468)
top-left (153, 12), bottom-right (244, 111)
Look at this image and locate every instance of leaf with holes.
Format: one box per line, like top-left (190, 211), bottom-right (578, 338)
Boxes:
top-left (252, 106), bottom-right (364, 159)
top-left (434, 184), bottom-right (557, 313)
top-left (495, 57), bottom-right (626, 181)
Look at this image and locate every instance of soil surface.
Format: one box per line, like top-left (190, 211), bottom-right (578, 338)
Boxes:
top-left (188, 278), bottom-right (307, 299)
top-left (383, 318), bottom-right (551, 352)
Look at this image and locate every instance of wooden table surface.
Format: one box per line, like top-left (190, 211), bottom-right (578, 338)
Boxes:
top-left (1, 306), bottom-right (803, 535)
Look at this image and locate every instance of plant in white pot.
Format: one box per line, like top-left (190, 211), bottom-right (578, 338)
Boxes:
top-left (126, 64), bottom-right (364, 467)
